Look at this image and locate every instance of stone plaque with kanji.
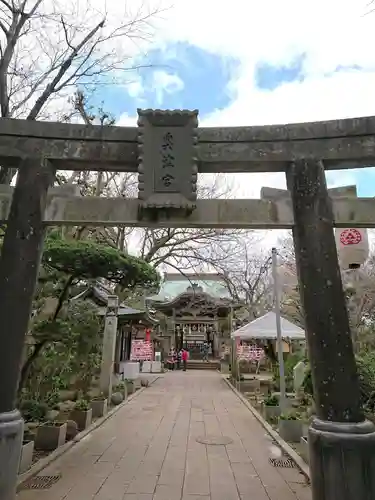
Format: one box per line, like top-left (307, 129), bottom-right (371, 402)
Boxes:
top-left (137, 109), bottom-right (198, 213)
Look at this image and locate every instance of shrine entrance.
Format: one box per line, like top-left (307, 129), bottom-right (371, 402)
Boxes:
top-left (0, 109), bottom-right (375, 500)
top-left (147, 275), bottom-right (240, 359)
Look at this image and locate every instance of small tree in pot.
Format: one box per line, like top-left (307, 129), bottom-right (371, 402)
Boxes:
top-left (70, 398), bottom-right (92, 431)
top-left (262, 394), bottom-right (281, 421)
top-left (35, 420), bottom-right (67, 451)
top-left (278, 409), bottom-right (303, 443)
top-left (91, 392), bottom-right (108, 418)
top-left (114, 381), bottom-right (128, 400)
top-left (124, 379), bottom-right (135, 395)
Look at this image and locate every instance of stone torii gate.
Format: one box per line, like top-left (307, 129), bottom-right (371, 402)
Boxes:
top-left (0, 109), bottom-right (375, 500)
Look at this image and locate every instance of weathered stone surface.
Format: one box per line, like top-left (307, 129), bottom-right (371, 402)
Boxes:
top-left (137, 109), bottom-right (198, 211)
top-left (46, 410), bottom-right (60, 421)
top-left (196, 435), bottom-right (233, 445)
top-left (286, 159), bottom-right (362, 423)
top-left (0, 409), bottom-right (23, 500)
top-left (99, 295), bottom-right (119, 400)
top-left (0, 194), bottom-right (373, 228)
top-left (0, 114), bottom-right (375, 172)
top-left (65, 420), bottom-right (79, 440)
top-left (1, 112), bottom-right (375, 143)
top-left (111, 392), bottom-right (123, 405)
top-left (309, 419), bottom-right (375, 500)
top-left (261, 185), bottom-right (358, 201)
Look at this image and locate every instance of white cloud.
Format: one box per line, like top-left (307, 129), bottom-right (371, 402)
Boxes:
top-left (152, 70), bottom-right (184, 105)
top-left (152, 0), bottom-right (375, 121)
top-left (116, 0), bottom-right (375, 198)
top-left (127, 79), bottom-right (145, 100)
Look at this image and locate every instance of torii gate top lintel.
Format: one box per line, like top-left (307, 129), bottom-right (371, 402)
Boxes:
top-left (0, 109), bottom-right (374, 228)
top-left (0, 109), bottom-right (374, 173)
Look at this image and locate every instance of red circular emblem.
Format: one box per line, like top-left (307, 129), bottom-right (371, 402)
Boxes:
top-left (339, 228), bottom-right (362, 246)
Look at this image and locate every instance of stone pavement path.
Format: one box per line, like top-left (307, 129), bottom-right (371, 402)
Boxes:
top-left (17, 371), bottom-right (311, 500)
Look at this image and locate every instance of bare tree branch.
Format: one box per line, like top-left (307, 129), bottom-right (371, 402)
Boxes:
top-left (0, 0), bottom-right (162, 184)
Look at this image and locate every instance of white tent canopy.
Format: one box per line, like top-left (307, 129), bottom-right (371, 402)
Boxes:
top-left (231, 311), bottom-right (305, 340)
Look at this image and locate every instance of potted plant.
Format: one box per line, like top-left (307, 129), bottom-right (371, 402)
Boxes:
top-left (90, 393), bottom-right (108, 418)
top-left (114, 382), bottom-right (128, 400)
top-left (18, 431), bottom-right (35, 474)
top-left (278, 410), bottom-right (303, 443)
top-left (133, 378), bottom-right (142, 391)
top-left (70, 398), bottom-right (92, 431)
top-left (262, 394), bottom-right (281, 420)
top-left (35, 421), bottom-right (67, 451)
top-left (124, 379), bottom-right (135, 395)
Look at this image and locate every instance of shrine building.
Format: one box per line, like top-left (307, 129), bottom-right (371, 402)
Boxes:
top-left (147, 273), bottom-right (240, 359)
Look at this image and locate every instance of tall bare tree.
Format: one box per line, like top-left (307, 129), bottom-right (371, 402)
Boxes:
top-left (0, 0), bottom-right (159, 183)
top-left (210, 235), bottom-right (273, 319)
top-left (113, 175), bottom-right (248, 270)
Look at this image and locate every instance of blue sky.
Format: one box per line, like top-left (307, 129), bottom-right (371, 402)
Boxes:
top-left (90, 43), bottom-right (239, 119)
top-left (86, 26), bottom-right (375, 199)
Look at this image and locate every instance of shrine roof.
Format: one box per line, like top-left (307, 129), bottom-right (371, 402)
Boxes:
top-left (148, 273), bottom-right (232, 303)
top-left (72, 282), bottom-right (158, 325)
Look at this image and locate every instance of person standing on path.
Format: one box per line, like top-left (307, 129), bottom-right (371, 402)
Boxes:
top-left (202, 341), bottom-right (209, 362)
top-left (177, 349), bottom-right (182, 370)
top-left (182, 348), bottom-right (189, 371)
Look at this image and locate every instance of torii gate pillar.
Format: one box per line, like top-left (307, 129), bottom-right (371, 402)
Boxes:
top-left (285, 160), bottom-right (375, 500)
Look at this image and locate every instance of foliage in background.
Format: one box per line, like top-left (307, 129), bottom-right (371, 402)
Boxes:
top-left (19, 236), bottom-right (159, 403)
top-left (302, 351), bottom-right (375, 414)
top-left (20, 300), bottom-right (102, 409)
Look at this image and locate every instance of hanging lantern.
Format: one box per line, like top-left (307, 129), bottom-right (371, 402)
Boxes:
top-left (335, 227), bottom-right (369, 269)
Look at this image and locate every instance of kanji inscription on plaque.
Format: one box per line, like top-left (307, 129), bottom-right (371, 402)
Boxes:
top-left (137, 109), bottom-right (198, 212)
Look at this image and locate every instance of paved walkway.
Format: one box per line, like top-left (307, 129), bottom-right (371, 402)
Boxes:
top-left (17, 371), bottom-right (311, 500)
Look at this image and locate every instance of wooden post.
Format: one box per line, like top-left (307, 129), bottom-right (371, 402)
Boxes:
top-left (286, 159), bottom-right (375, 500)
top-left (0, 158), bottom-right (55, 500)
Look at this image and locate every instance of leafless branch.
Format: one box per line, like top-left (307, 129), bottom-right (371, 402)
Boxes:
top-left (0, 0), bottom-right (162, 183)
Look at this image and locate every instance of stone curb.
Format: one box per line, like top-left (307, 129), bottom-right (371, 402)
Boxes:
top-left (17, 376), bottom-right (161, 488)
top-left (221, 374), bottom-right (310, 481)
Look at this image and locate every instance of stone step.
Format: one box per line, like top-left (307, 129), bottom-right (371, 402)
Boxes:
top-left (186, 361), bottom-right (220, 370)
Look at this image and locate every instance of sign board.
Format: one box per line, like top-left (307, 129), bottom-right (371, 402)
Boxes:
top-left (335, 227), bottom-right (369, 269)
top-left (130, 340), bottom-right (154, 361)
top-left (275, 339), bottom-right (290, 353)
top-left (237, 345), bottom-right (264, 361)
top-left (137, 109), bottom-right (198, 213)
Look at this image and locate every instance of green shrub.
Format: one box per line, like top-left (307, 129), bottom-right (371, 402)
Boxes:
top-left (279, 409), bottom-right (301, 420)
top-left (20, 400), bottom-right (49, 422)
top-left (302, 352), bottom-right (375, 413)
top-left (302, 367), bottom-right (313, 396)
top-left (264, 394), bottom-right (279, 406)
top-left (356, 352), bottom-right (375, 412)
top-left (74, 399), bottom-right (90, 411)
